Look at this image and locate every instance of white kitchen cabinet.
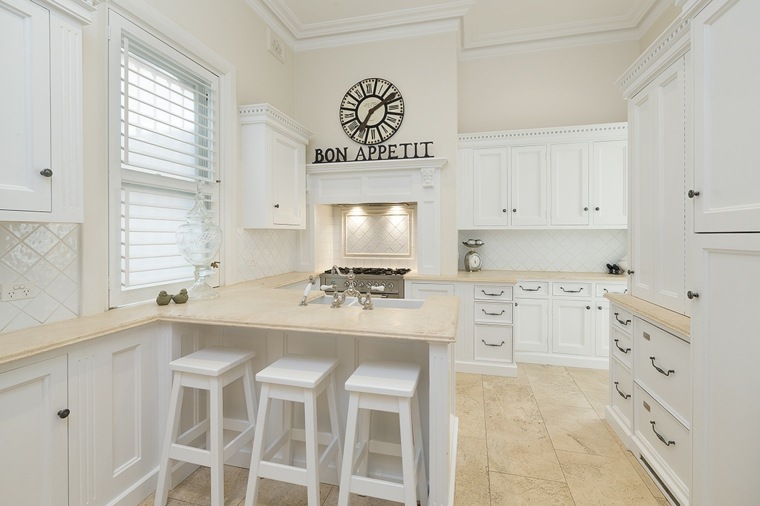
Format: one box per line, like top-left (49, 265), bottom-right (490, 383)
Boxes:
top-left (551, 298), bottom-right (593, 356)
top-left (691, 233), bottom-right (760, 506)
top-left (626, 53), bottom-right (690, 316)
top-left (472, 148), bottom-right (509, 227)
top-left (407, 281), bottom-right (455, 298)
top-left (240, 103), bottom-right (312, 229)
top-left (510, 145), bottom-right (548, 226)
top-left (0, 0), bottom-right (92, 222)
top-left (594, 300), bottom-right (610, 357)
top-left (592, 140), bottom-right (628, 226)
top-left (513, 297), bottom-right (549, 353)
top-left (458, 123), bottom-right (627, 231)
top-left (550, 143), bottom-right (590, 226)
top-left (0, 354), bottom-right (69, 506)
top-left (692, 0), bottom-right (760, 232)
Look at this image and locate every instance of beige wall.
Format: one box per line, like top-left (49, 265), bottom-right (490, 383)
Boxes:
top-left (640, 5), bottom-right (682, 52)
top-left (457, 41), bottom-right (640, 133)
top-left (295, 31), bottom-right (461, 274)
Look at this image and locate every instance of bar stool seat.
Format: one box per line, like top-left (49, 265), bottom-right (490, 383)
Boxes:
top-left (245, 355), bottom-right (342, 506)
top-left (155, 346), bottom-right (257, 506)
top-left (338, 361), bottom-right (428, 506)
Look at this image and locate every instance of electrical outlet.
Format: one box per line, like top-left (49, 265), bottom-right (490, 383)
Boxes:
top-left (1, 282), bottom-right (39, 302)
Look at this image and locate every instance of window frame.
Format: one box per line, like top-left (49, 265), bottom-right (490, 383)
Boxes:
top-left (107, 7), bottom-right (234, 307)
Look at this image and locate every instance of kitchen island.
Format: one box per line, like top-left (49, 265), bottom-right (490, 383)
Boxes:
top-left (0, 273), bottom-right (459, 506)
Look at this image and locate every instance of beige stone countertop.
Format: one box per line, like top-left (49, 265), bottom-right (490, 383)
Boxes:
top-left (0, 273), bottom-right (459, 367)
top-left (406, 270), bottom-right (628, 283)
top-left (605, 294), bottom-right (691, 340)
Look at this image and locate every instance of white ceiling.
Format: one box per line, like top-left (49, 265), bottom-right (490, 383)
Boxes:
top-left (245, 0), bottom-right (670, 54)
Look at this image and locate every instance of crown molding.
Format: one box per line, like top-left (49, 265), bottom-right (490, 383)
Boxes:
top-left (458, 122), bottom-right (628, 147)
top-left (40, 0), bottom-right (96, 23)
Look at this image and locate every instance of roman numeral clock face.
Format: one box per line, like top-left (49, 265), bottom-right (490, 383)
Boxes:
top-left (339, 78), bottom-right (404, 145)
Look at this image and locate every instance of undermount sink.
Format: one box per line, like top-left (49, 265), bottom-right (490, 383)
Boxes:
top-left (306, 295), bottom-right (423, 309)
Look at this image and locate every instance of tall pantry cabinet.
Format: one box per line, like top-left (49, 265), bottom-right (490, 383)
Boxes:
top-left (688, 0), bottom-right (760, 504)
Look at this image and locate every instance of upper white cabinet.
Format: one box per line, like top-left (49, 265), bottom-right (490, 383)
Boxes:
top-left (0, 0), bottom-right (92, 222)
top-left (240, 104), bottom-right (312, 229)
top-left (620, 26), bottom-right (691, 316)
top-left (692, 0), bottom-right (760, 232)
top-left (458, 123), bottom-right (627, 230)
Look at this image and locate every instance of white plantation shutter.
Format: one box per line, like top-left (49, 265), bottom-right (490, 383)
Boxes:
top-left (109, 11), bottom-right (221, 307)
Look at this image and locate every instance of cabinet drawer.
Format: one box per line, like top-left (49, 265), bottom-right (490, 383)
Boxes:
top-left (634, 384), bottom-right (691, 491)
top-left (552, 282), bottom-right (591, 297)
top-left (474, 301), bottom-right (513, 324)
top-left (474, 324), bottom-right (514, 363)
top-left (610, 357), bottom-right (633, 431)
top-left (611, 326), bottom-right (633, 368)
top-left (610, 306), bottom-right (633, 334)
top-left (595, 283), bottom-right (628, 297)
top-left (515, 281), bottom-right (549, 298)
top-left (634, 318), bottom-right (691, 425)
top-left (474, 284), bottom-right (513, 301)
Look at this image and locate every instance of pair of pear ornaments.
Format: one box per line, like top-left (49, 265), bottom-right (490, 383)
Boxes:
top-left (156, 289), bottom-right (188, 306)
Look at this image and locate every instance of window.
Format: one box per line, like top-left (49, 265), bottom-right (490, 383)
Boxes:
top-left (108, 11), bottom-right (221, 307)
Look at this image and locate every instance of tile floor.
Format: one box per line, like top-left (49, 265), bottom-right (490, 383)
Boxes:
top-left (140, 364), bottom-right (669, 505)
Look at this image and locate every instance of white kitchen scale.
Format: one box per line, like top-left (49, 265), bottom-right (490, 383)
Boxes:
top-left (462, 239), bottom-right (484, 271)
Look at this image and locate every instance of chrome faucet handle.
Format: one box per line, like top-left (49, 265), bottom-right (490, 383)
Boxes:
top-left (298, 275), bottom-right (316, 306)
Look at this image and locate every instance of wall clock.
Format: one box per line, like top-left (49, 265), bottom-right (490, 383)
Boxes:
top-left (339, 77), bottom-right (404, 145)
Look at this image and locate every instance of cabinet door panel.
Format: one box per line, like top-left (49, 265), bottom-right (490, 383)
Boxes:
top-left (514, 298), bottom-right (549, 352)
top-left (0, 0), bottom-right (51, 212)
top-left (551, 299), bottom-right (593, 355)
top-left (472, 148), bottom-right (508, 227)
top-left (594, 300), bottom-right (610, 357)
top-left (0, 355), bottom-right (68, 506)
top-left (550, 143), bottom-right (589, 225)
top-left (272, 131), bottom-right (304, 226)
top-left (592, 140), bottom-right (627, 226)
top-left (511, 146), bottom-right (547, 226)
top-left (694, 0), bottom-right (760, 232)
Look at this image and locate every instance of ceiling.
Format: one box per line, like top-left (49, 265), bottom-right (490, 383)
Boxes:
top-left (245, 0), bottom-right (669, 55)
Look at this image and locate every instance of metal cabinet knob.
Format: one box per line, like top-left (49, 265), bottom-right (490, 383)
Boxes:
top-left (687, 290), bottom-right (699, 299)
top-left (584, 207), bottom-right (588, 211)
top-left (627, 270), bottom-right (635, 275)
top-left (274, 204), bottom-right (280, 208)
top-left (595, 206), bottom-right (600, 211)
top-left (688, 190), bottom-right (700, 198)
top-left (40, 168), bottom-right (53, 177)
top-left (58, 409), bottom-right (70, 419)
top-left (512, 209), bottom-right (517, 212)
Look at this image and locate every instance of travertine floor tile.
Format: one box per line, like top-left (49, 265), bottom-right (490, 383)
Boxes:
top-left (322, 486), bottom-right (397, 505)
top-left (524, 364), bottom-right (592, 409)
top-left (454, 435), bottom-right (490, 506)
top-left (483, 375), bottom-right (541, 422)
top-left (139, 495), bottom-right (198, 506)
top-left (486, 417), bottom-right (565, 482)
top-left (540, 404), bottom-right (626, 458)
top-left (456, 373), bottom-right (486, 439)
top-left (556, 450), bottom-right (660, 505)
top-left (622, 447), bottom-right (667, 501)
top-left (489, 472), bottom-right (575, 506)
top-left (167, 465), bottom-right (248, 506)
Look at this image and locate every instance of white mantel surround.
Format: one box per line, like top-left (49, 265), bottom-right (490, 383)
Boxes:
top-left (306, 157), bottom-right (447, 275)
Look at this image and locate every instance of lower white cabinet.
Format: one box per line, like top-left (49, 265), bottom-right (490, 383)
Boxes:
top-left (0, 354), bottom-right (69, 506)
top-left (407, 281), bottom-right (455, 299)
top-left (0, 323), bottom-right (170, 506)
top-left (513, 298), bottom-right (549, 352)
top-left (551, 299), bottom-right (593, 356)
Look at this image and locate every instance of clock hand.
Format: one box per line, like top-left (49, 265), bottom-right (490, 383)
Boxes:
top-left (356, 92), bottom-right (398, 134)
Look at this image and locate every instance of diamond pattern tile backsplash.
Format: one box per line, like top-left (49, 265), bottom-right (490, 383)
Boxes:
top-left (235, 228), bottom-right (299, 282)
top-left (0, 223), bottom-right (80, 333)
top-left (458, 229), bottom-right (627, 273)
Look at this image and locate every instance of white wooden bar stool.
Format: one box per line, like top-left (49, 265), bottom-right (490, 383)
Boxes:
top-left (155, 347), bottom-right (257, 506)
top-left (338, 361), bottom-right (427, 506)
top-left (244, 355), bottom-right (342, 506)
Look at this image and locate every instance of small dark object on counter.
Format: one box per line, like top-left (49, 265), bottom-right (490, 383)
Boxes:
top-left (172, 289), bottom-right (189, 304)
top-left (156, 290), bottom-right (172, 305)
top-left (606, 263), bottom-right (622, 275)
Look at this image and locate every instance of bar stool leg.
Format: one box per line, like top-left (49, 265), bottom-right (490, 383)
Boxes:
top-left (245, 384), bottom-right (271, 506)
top-left (209, 378), bottom-right (225, 506)
top-left (398, 398), bottom-right (417, 506)
top-left (155, 374), bottom-right (185, 506)
top-left (303, 391), bottom-right (320, 506)
top-left (412, 394), bottom-right (428, 506)
top-left (337, 393), bottom-right (360, 506)
top-left (326, 373), bottom-right (343, 479)
top-left (282, 398), bottom-right (293, 465)
top-left (243, 361), bottom-right (258, 436)
top-left (356, 406), bottom-right (370, 478)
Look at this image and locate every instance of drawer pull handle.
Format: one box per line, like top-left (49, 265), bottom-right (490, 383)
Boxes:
top-left (614, 313), bottom-right (631, 326)
top-left (482, 309), bottom-right (506, 316)
top-left (650, 356), bottom-right (675, 376)
top-left (519, 285), bottom-right (541, 292)
top-left (650, 421), bottom-right (676, 447)
top-left (614, 382), bottom-right (631, 399)
top-left (481, 340), bottom-right (505, 347)
top-left (614, 339), bottom-right (631, 354)
top-left (559, 286), bottom-right (583, 293)
top-left (481, 290), bottom-right (504, 297)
